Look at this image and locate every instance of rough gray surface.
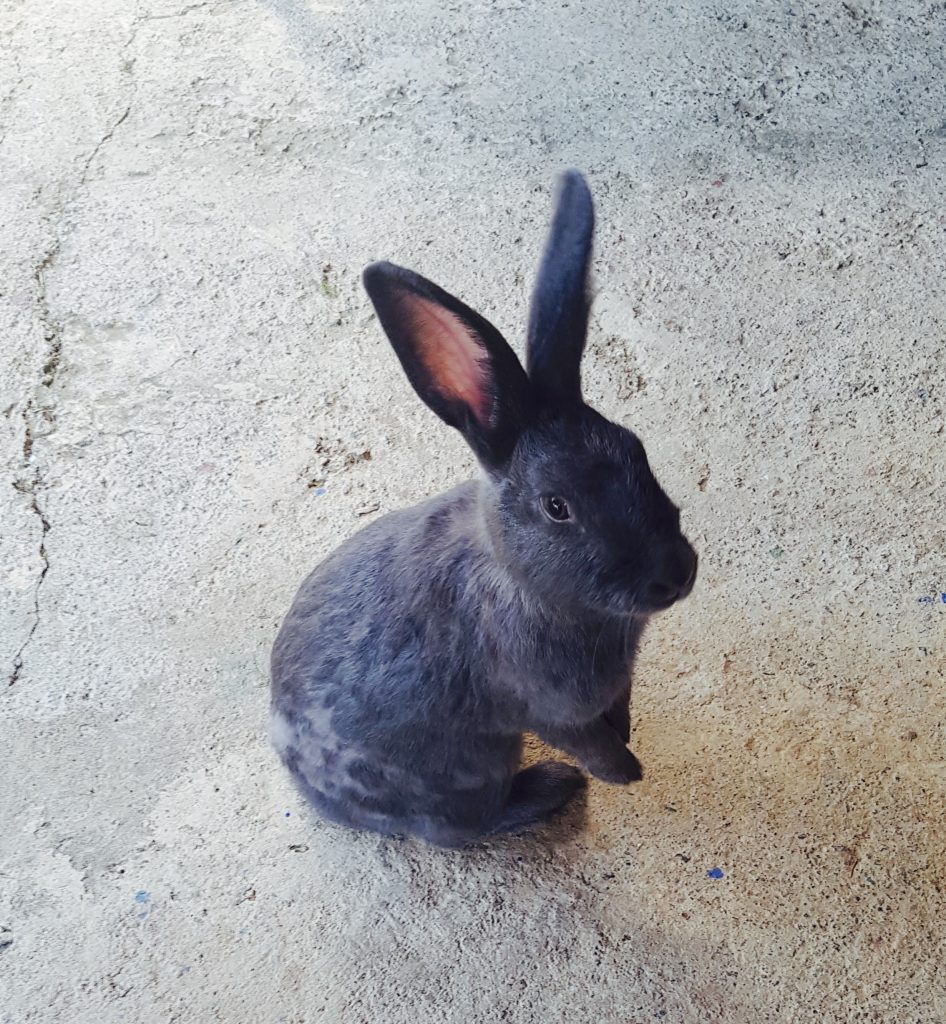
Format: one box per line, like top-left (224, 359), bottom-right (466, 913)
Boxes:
top-left (1, 0), bottom-right (945, 1021)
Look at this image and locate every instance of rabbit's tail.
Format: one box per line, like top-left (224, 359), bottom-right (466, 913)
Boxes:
top-left (490, 760), bottom-right (586, 835)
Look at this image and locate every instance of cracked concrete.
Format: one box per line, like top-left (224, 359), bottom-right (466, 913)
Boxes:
top-left (5, 482), bottom-right (48, 688)
top-left (7, 246), bottom-right (60, 687)
top-left (1, 0), bottom-right (945, 1021)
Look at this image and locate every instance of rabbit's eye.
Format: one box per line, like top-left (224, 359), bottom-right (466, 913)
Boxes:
top-left (541, 495), bottom-right (571, 522)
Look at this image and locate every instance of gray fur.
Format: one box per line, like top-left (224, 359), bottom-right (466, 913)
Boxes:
top-left (271, 172), bottom-right (697, 847)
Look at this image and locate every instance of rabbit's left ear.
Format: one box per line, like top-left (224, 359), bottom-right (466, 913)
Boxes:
top-left (363, 262), bottom-right (532, 467)
top-left (526, 170), bottom-right (595, 409)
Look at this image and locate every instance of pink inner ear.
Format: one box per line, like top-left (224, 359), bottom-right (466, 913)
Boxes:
top-left (405, 295), bottom-right (492, 426)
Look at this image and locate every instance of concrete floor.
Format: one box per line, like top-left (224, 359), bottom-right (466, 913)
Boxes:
top-left (2, 0), bottom-right (945, 1020)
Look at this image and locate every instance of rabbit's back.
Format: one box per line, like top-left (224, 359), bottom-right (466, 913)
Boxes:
top-left (271, 481), bottom-right (522, 838)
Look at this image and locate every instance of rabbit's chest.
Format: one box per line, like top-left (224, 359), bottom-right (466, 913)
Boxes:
top-left (498, 619), bottom-right (637, 721)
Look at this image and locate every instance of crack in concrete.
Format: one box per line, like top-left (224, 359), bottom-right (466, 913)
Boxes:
top-left (7, 20), bottom-right (141, 687)
top-left (7, 484), bottom-right (50, 688)
top-left (8, 241), bottom-right (63, 687)
top-left (79, 104), bottom-right (133, 186)
top-left (7, 0), bottom-right (212, 684)
top-left (71, 10), bottom-right (144, 189)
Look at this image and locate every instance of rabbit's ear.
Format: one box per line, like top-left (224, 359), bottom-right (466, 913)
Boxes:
top-left (526, 170), bottom-right (594, 408)
top-left (363, 262), bottom-right (532, 467)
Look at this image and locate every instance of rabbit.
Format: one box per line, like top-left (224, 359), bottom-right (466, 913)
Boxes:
top-left (270, 170), bottom-right (697, 847)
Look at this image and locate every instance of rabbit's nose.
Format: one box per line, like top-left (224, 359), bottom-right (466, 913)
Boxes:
top-left (646, 545), bottom-right (697, 609)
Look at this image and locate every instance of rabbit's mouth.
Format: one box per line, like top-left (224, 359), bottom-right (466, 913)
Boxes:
top-left (643, 557), bottom-right (698, 611)
top-left (645, 591), bottom-right (682, 612)
top-left (600, 549), bottom-right (697, 617)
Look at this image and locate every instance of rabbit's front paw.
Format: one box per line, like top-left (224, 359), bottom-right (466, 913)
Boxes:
top-left (589, 747), bottom-right (643, 785)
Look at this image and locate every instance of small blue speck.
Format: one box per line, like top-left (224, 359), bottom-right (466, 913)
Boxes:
top-left (134, 891), bottom-right (151, 919)
top-left (918, 596), bottom-right (935, 605)
top-left (941, 593), bottom-right (946, 604)
top-left (313, 487), bottom-right (327, 497)
top-left (284, 811), bottom-right (291, 817)
top-left (707, 867), bottom-right (725, 879)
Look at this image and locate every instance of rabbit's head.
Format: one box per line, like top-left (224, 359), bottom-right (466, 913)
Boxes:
top-left (363, 171), bottom-right (697, 618)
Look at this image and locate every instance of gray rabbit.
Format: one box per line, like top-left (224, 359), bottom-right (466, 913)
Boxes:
top-left (271, 171), bottom-right (697, 846)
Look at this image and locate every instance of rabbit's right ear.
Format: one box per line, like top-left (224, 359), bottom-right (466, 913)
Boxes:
top-left (526, 170), bottom-right (595, 409)
top-left (363, 262), bottom-right (532, 467)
